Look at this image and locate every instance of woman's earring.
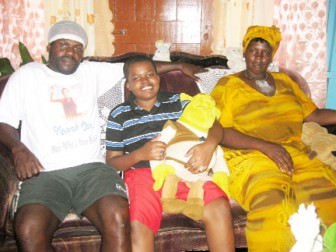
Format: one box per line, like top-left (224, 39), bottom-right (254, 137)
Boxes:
top-left (241, 57), bottom-right (245, 62)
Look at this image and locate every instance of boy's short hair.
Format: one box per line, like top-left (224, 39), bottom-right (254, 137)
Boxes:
top-left (123, 55), bottom-right (157, 81)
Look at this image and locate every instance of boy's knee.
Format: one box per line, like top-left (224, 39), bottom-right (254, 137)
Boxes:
top-left (203, 197), bottom-right (232, 221)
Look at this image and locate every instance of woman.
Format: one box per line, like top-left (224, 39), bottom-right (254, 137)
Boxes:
top-left (211, 25), bottom-right (336, 251)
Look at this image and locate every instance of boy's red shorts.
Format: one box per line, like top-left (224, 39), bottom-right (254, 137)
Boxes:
top-left (124, 168), bottom-right (228, 233)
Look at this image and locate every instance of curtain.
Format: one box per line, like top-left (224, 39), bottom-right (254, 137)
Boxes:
top-left (94, 0), bottom-right (114, 56)
top-left (273, 0), bottom-right (327, 108)
top-left (0, 0), bottom-right (114, 71)
top-left (43, 0), bottom-right (114, 57)
top-left (211, 0), bottom-right (275, 54)
top-left (44, 0), bottom-right (96, 57)
top-left (0, 0), bottom-right (45, 69)
top-left (0, 0), bottom-right (328, 107)
top-left (211, 0), bottom-right (327, 108)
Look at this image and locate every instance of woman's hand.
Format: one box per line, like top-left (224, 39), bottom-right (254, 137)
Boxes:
top-left (260, 142), bottom-right (294, 175)
top-left (184, 141), bottom-right (215, 174)
top-left (221, 127), bottom-right (294, 175)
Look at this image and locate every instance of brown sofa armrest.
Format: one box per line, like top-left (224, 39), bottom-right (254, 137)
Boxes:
top-left (0, 143), bottom-right (18, 243)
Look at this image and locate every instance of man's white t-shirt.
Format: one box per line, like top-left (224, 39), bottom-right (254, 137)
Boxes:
top-left (0, 61), bottom-right (124, 171)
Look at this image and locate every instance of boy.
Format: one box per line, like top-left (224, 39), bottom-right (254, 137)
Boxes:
top-left (106, 55), bottom-right (234, 252)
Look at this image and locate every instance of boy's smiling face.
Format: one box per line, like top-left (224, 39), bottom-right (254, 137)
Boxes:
top-left (126, 61), bottom-right (160, 110)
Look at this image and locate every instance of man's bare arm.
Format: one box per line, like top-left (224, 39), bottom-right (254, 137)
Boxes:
top-left (155, 61), bottom-right (208, 81)
top-left (0, 122), bottom-right (44, 180)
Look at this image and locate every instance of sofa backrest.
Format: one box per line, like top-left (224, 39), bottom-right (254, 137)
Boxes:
top-left (84, 52), bottom-right (311, 99)
top-left (85, 52), bottom-right (230, 101)
top-left (0, 52), bottom-right (310, 99)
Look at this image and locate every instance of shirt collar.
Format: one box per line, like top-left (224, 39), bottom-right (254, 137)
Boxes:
top-left (128, 92), bottom-right (164, 110)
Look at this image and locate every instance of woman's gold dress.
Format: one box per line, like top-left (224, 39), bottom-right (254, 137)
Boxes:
top-left (211, 72), bottom-right (336, 252)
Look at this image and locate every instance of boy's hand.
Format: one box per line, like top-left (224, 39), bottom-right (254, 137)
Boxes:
top-left (141, 135), bottom-right (167, 161)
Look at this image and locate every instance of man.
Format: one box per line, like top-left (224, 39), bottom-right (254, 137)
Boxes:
top-left (0, 20), bottom-right (205, 252)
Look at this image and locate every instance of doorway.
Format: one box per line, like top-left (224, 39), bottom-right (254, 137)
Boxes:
top-left (109, 0), bottom-right (213, 55)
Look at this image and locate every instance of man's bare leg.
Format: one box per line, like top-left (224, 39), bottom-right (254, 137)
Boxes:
top-left (83, 195), bottom-right (131, 252)
top-left (14, 204), bottom-right (60, 252)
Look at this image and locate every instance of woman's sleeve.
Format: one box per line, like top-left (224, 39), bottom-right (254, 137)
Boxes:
top-left (283, 74), bottom-right (317, 118)
top-left (210, 76), bottom-right (234, 127)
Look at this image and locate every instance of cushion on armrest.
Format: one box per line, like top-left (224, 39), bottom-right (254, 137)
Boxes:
top-left (0, 75), bottom-right (11, 98)
top-left (0, 143), bottom-right (18, 243)
top-left (279, 67), bottom-right (311, 97)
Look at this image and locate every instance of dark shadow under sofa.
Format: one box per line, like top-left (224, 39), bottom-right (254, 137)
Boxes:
top-left (0, 52), bottom-right (319, 251)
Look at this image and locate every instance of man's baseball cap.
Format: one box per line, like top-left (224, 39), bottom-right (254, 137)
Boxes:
top-left (48, 20), bottom-right (88, 47)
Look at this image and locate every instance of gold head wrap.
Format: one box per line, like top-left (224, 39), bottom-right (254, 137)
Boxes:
top-left (242, 25), bottom-right (282, 57)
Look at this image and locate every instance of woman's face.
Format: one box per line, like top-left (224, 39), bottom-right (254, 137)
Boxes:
top-left (244, 40), bottom-right (273, 75)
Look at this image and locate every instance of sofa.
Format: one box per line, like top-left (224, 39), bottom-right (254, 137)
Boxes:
top-left (0, 52), bottom-right (315, 252)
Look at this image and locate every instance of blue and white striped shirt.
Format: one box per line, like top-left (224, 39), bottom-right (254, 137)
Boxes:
top-left (106, 92), bottom-right (189, 168)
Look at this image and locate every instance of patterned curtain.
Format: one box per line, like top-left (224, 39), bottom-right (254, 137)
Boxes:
top-left (0, 0), bottom-right (114, 71)
top-left (43, 0), bottom-right (114, 57)
top-left (211, 0), bottom-right (327, 107)
top-left (274, 0), bottom-right (327, 108)
top-left (44, 0), bottom-right (96, 57)
top-left (94, 0), bottom-right (114, 56)
top-left (0, 0), bottom-right (328, 106)
top-left (0, 0), bottom-right (45, 69)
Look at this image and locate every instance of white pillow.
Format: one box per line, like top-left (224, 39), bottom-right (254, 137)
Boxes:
top-left (196, 68), bottom-right (234, 94)
top-left (98, 78), bottom-right (126, 156)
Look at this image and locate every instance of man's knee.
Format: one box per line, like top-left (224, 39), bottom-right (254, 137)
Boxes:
top-left (14, 214), bottom-right (56, 245)
top-left (14, 217), bottom-right (36, 241)
top-left (14, 205), bottom-right (59, 242)
top-left (107, 196), bottom-right (130, 227)
top-left (89, 195), bottom-right (130, 234)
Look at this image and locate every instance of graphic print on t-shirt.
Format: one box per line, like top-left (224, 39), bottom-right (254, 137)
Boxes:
top-left (50, 85), bottom-right (82, 119)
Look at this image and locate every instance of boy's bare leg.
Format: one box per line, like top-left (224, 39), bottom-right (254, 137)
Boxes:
top-left (131, 220), bottom-right (155, 252)
top-left (83, 195), bottom-right (131, 252)
top-left (203, 197), bottom-right (235, 252)
top-left (14, 204), bottom-right (60, 252)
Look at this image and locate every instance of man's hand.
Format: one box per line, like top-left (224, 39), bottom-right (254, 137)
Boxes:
top-left (179, 63), bottom-right (208, 81)
top-left (12, 145), bottom-right (44, 181)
